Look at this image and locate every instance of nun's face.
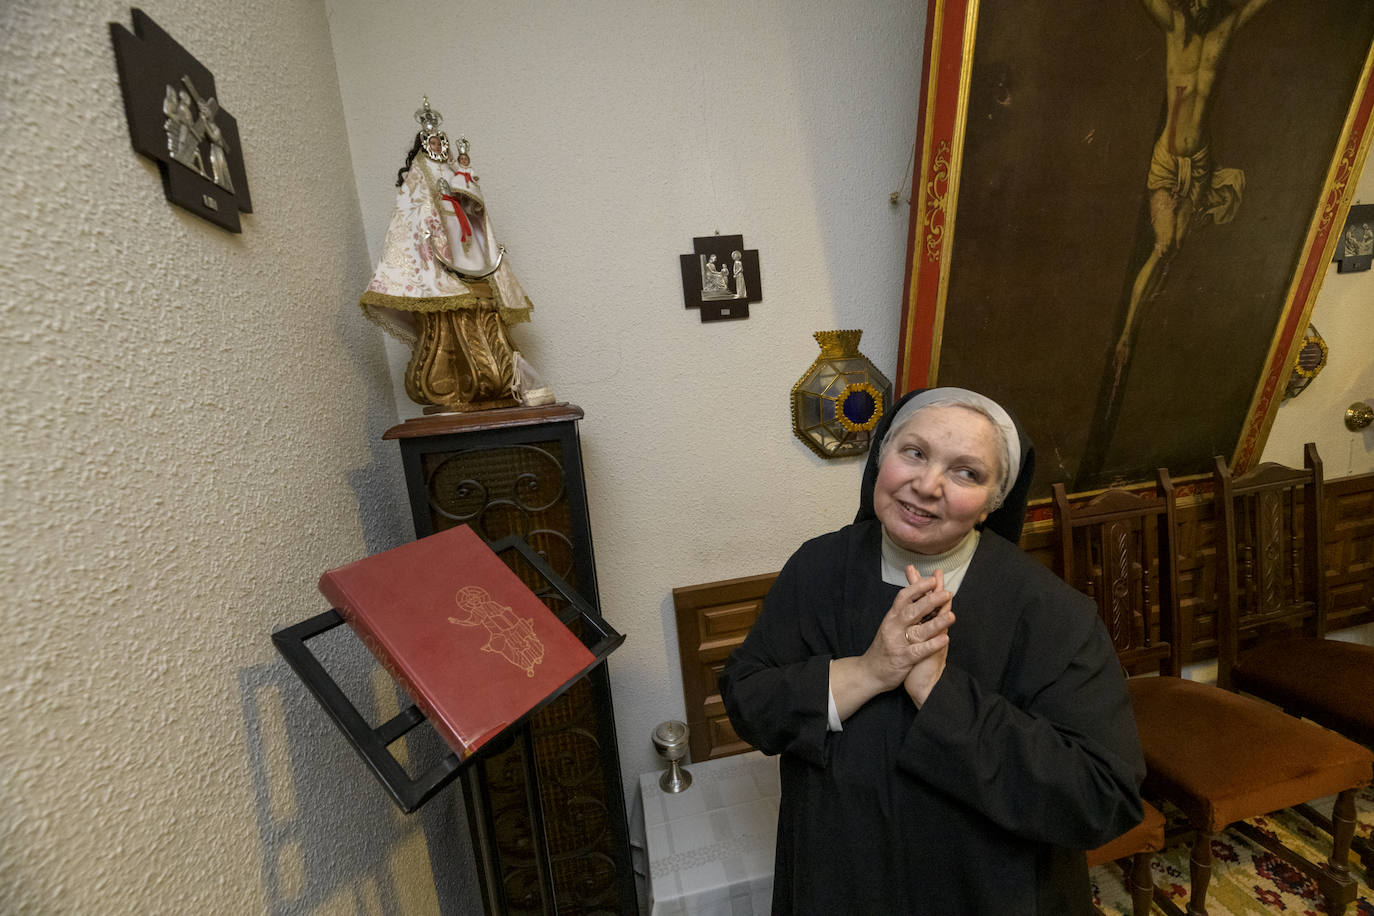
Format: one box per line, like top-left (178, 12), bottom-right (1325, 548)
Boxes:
top-left (874, 405), bottom-right (1001, 555)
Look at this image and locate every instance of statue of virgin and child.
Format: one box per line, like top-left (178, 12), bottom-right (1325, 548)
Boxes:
top-left (360, 97), bottom-right (554, 412)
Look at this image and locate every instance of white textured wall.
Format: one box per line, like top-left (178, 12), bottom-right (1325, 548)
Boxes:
top-left (1261, 162), bottom-right (1374, 475)
top-left (0, 2), bottom-right (471, 913)
top-left (324, 0), bottom-right (929, 792)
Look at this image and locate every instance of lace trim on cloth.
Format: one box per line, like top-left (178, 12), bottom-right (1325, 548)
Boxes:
top-left (649, 830), bottom-right (777, 880)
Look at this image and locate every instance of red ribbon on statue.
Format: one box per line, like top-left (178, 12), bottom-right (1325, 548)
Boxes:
top-left (451, 169), bottom-right (474, 187)
top-left (440, 194), bottom-right (473, 244)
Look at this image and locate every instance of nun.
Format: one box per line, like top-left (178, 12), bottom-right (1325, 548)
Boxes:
top-left (721, 387), bottom-right (1145, 914)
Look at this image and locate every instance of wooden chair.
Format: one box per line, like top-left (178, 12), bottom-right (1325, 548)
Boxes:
top-left (1213, 444), bottom-right (1374, 872)
top-left (1085, 800), bottom-right (1165, 916)
top-left (1053, 470), bottom-right (1373, 916)
top-left (1054, 475), bottom-right (1173, 915)
top-left (1053, 473), bottom-right (1179, 679)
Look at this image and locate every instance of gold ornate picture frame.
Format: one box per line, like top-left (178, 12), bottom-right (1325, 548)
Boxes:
top-left (897, 0), bottom-right (1374, 496)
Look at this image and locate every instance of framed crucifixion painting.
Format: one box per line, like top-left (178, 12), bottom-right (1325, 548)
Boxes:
top-left (896, 0), bottom-right (1374, 498)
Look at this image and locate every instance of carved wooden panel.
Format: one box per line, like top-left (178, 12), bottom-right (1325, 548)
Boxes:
top-left (1173, 497), bottom-right (1220, 666)
top-left (671, 573), bottom-right (776, 762)
top-left (1326, 474), bottom-right (1374, 630)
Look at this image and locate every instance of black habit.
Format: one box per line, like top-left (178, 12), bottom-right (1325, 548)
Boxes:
top-left (720, 391), bottom-right (1145, 915)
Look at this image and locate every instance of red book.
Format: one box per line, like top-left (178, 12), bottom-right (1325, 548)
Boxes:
top-left (318, 524), bottom-right (597, 759)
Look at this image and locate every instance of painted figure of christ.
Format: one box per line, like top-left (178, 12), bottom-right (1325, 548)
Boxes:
top-left (1113, 0), bottom-right (1274, 388)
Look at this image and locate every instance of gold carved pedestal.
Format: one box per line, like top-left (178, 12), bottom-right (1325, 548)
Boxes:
top-left (405, 283), bottom-right (520, 413)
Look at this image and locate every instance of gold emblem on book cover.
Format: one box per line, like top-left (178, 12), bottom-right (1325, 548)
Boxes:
top-left (449, 585), bottom-right (545, 676)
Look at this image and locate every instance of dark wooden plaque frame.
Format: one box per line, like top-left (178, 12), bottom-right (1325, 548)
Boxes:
top-left (110, 8), bottom-right (252, 232)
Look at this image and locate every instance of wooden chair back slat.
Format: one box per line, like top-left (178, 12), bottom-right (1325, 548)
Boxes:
top-left (1051, 470), bottom-right (1179, 677)
top-left (1212, 445), bottom-right (1327, 688)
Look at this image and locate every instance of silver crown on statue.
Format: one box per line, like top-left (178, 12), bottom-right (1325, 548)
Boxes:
top-left (652, 720), bottom-right (693, 793)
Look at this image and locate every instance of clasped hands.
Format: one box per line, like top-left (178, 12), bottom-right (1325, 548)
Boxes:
top-left (828, 566), bottom-right (955, 721)
top-left (862, 566), bottom-right (955, 708)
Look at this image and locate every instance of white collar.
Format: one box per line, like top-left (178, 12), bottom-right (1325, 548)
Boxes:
top-left (880, 527), bottom-right (980, 593)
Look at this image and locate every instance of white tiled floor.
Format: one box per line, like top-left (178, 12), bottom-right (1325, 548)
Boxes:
top-left (1328, 620), bottom-right (1374, 646)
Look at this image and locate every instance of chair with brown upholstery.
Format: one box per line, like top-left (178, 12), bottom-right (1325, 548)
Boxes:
top-left (1085, 800), bottom-right (1165, 916)
top-left (1213, 443), bottom-right (1374, 743)
top-left (1213, 443), bottom-right (1374, 871)
top-left (1053, 470), bottom-right (1373, 916)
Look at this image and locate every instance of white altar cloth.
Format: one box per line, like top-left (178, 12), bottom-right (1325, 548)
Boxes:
top-left (633, 750), bottom-right (780, 915)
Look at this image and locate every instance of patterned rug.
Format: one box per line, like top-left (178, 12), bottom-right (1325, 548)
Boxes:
top-left (1093, 786), bottom-right (1374, 915)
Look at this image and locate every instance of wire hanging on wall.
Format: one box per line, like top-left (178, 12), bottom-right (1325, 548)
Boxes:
top-left (890, 140), bottom-right (917, 207)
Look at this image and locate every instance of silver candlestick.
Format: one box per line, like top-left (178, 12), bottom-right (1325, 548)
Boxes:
top-left (652, 720), bottom-right (693, 793)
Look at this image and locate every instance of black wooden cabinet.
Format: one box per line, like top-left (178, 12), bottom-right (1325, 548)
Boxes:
top-left (384, 405), bottom-right (636, 916)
